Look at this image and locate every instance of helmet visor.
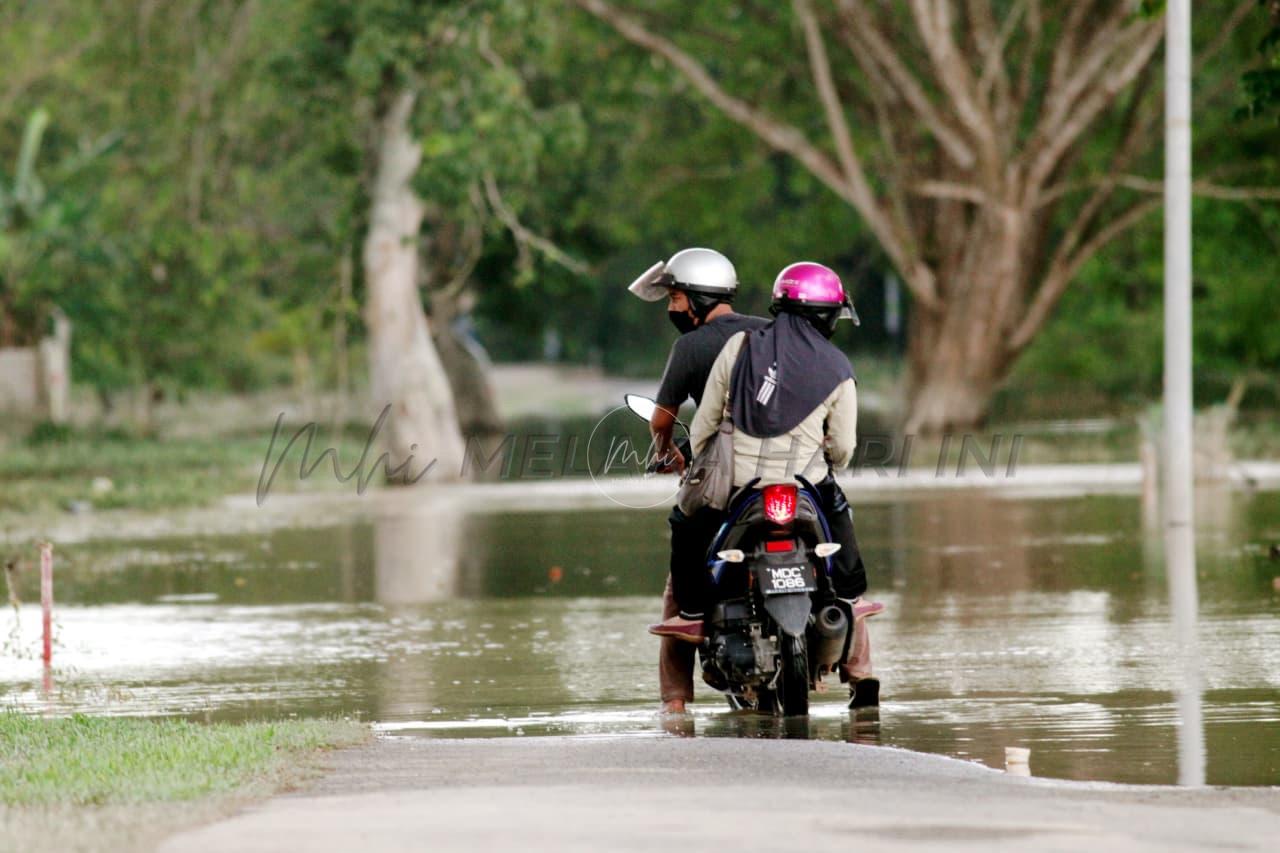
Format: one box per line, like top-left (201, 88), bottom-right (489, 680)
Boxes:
top-left (839, 297), bottom-right (861, 327)
top-left (626, 261), bottom-right (669, 302)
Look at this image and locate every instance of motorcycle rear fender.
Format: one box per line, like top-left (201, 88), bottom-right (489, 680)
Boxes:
top-left (763, 592), bottom-right (811, 639)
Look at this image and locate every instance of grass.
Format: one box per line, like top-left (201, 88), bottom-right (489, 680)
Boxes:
top-left (0, 713), bottom-right (368, 807)
top-left (0, 714), bottom-right (368, 853)
top-left (0, 427), bottom-right (376, 524)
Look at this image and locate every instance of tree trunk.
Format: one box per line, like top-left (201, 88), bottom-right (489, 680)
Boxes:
top-left (905, 312), bottom-right (1004, 434)
top-left (363, 90), bottom-right (466, 482)
top-left (904, 208), bottom-right (1025, 434)
top-left (331, 251), bottom-right (352, 431)
top-left (429, 293), bottom-right (503, 436)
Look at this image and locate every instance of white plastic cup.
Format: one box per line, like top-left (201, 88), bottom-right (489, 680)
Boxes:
top-left (1005, 746), bottom-right (1031, 775)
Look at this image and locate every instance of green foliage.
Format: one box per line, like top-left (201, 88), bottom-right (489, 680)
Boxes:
top-left (0, 0), bottom-right (1277, 418)
top-left (0, 105), bottom-right (119, 349)
top-left (1003, 226), bottom-right (1165, 417)
top-left (0, 108), bottom-right (51, 228)
top-left (468, 5), bottom-right (879, 373)
top-left (25, 420), bottom-right (73, 445)
top-left (1239, 1), bottom-right (1280, 121)
top-left (1006, 186), bottom-right (1280, 417)
top-left (1, 2), bottom-right (356, 392)
top-left (997, 0), bottom-right (1280, 416)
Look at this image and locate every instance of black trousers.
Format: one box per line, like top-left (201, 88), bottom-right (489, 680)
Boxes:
top-left (668, 504), bottom-right (726, 619)
top-left (668, 475), bottom-right (867, 618)
top-left (812, 476), bottom-right (867, 600)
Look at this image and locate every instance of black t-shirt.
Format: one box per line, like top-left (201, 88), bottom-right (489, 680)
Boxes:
top-left (655, 313), bottom-right (770, 410)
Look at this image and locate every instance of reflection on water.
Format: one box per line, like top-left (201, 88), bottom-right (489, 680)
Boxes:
top-left (374, 502), bottom-right (463, 605)
top-left (2, 490), bottom-right (1279, 787)
top-left (1165, 491), bottom-right (1206, 787)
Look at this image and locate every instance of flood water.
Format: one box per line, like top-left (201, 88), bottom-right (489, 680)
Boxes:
top-left (3, 488), bottom-right (1279, 787)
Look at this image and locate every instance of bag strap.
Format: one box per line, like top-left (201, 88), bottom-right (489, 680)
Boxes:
top-left (721, 334), bottom-right (749, 425)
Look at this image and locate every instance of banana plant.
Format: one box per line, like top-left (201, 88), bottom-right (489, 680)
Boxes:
top-left (1, 108), bottom-right (119, 232)
top-left (0, 107), bottom-right (50, 230)
top-left (1, 108), bottom-right (120, 347)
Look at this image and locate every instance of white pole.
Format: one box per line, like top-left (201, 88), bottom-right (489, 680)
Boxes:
top-left (1164, 0), bottom-right (1204, 787)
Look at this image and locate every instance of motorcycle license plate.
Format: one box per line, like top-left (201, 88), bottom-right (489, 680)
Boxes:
top-left (758, 563), bottom-right (816, 595)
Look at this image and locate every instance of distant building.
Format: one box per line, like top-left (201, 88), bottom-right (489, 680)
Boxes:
top-left (0, 309), bottom-right (70, 423)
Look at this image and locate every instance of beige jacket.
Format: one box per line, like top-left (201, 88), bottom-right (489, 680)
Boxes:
top-left (690, 332), bottom-right (857, 486)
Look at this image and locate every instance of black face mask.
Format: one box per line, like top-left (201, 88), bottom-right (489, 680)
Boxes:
top-left (811, 309), bottom-right (840, 339)
top-left (668, 309), bottom-right (698, 334)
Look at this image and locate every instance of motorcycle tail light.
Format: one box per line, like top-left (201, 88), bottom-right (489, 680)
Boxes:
top-left (764, 538), bottom-right (795, 553)
top-left (761, 483), bottom-right (798, 526)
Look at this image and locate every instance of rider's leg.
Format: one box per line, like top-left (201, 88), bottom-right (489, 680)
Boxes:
top-left (658, 573), bottom-right (695, 711)
top-left (650, 506), bottom-right (723, 641)
top-left (667, 505), bottom-right (721, 617)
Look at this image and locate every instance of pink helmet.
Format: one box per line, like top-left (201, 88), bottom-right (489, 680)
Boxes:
top-left (771, 262), bottom-right (860, 326)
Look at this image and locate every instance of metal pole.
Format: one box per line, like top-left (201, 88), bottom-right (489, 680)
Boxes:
top-left (40, 542), bottom-right (53, 666)
top-left (1163, 0), bottom-right (1204, 787)
top-left (40, 542), bottom-right (54, 694)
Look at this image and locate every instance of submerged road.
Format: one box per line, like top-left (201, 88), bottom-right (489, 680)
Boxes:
top-left (161, 736), bottom-right (1280, 852)
top-left (7, 460), bottom-right (1279, 549)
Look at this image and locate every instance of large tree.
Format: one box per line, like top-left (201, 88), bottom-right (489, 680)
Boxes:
top-left (572, 0), bottom-right (1272, 431)
top-left (290, 0), bottom-right (591, 473)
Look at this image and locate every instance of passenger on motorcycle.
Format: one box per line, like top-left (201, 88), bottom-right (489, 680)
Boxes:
top-left (648, 261), bottom-right (880, 707)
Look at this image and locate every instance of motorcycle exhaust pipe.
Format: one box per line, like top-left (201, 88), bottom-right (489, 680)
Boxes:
top-left (811, 604), bottom-right (849, 668)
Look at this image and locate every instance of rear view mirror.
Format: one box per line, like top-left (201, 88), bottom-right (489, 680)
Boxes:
top-left (624, 394), bottom-right (658, 422)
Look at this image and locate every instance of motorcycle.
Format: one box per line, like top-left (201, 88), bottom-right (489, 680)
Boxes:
top-left (625, 394), bottom-right (853, 717)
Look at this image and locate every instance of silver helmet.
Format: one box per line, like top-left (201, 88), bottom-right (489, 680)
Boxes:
top-left (627, 247), bottom-right (738, 303)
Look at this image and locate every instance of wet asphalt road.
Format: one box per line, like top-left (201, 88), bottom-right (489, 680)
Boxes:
top-left (160, 736), bottom-right (1280, 852)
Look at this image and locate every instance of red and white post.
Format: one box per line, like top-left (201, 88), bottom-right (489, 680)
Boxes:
top-left (39, 542), bottom-right (53, 667)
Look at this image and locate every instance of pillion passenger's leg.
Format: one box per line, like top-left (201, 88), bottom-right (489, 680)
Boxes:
top-left (814, 476), bottom-right (881, 707)
top-left (846, 611), bottom-right (872, 680)
top-left (813, 476), bottom-right (866, 599)
top-left (845, 611), bottom-right (880, 708)
top-left (658, 574), bottom-right (695, 711)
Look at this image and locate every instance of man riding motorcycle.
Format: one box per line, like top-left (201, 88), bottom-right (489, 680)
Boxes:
top-left (648, 261), bottom-right (880, 708)
top-left (628, 247), bottom-right (769, 715)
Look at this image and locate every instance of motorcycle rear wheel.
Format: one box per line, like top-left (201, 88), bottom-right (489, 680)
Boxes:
top-left (777, 634), bottom-right (810, 717)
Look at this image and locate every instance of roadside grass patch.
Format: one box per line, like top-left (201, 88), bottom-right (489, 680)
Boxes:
top-left (0, 430), bottom-right (373, 522)
top-left (0, 713), bottom-right (368, 806)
